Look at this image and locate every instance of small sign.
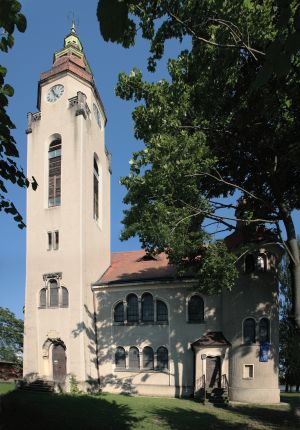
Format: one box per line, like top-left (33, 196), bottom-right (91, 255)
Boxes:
top-left (259, 341), bottom-right (269, 362)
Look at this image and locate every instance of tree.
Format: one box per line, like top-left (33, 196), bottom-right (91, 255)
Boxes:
top-left (279, 241), bottom-right (300, 391)
top-left (97, 1), bottom-right (300, 328)
top-left (0, 0), bottom-right (37, 229)
top-left (0, 307), bottom-right (23, 365)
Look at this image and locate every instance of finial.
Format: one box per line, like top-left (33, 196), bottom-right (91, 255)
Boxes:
top-left (71, 20), bottom-right (76, 34)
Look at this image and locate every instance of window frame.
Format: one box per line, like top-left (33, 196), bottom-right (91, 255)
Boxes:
top-left (142, 346), bottom-right (154, 370)
top-left (127, 294), bottom-right (139, 323)
top-left (115, 347), bottom-right (126, 369)
top-left (259, 317), bottom-right (270, 343)
top-left (48, 139), bottom-right (62, 208)
top-left (187, 294), bottom-right (204, 323)
top-left (243, 317), bottom-right (256, 344)
top-left (114, 301), bottom-right (125, 323)
top-left (156, 346), bottom-right (168, 371)
top-left (156, 299), bottom-right (168, 323)
top-left (141, 293), bottom-right (154, 322)
top-left (128, 346), bottom-right (140, 370)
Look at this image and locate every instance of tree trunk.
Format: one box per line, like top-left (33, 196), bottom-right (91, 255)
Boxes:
top-left (285, 383), bottom-right (289, 392)
top-left (279, 205), bottom-right (300, 330)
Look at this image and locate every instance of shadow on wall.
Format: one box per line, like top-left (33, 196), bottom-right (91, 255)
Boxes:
top-left (71, 276), bottom-right (219, 397)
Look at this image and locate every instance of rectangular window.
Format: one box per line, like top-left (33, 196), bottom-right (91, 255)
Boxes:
top-left (53, 231), bottom-right (59, 250)
top-left (47, 232), bottom-right (52, 250)
top-left (243, 364), bottom-right (254, 379)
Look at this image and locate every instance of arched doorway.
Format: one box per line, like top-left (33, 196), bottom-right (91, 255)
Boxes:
top-left (52, 343), bottom-right (66, 383)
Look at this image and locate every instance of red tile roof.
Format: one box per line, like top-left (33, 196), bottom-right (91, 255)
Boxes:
top-left (95, 250), bottom-right (182, 286)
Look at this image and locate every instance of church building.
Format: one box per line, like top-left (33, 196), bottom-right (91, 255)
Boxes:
top-left (23, 26), bottom-right (282, 404)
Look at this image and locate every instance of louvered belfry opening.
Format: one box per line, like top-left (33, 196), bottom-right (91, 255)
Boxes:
top-left (48, 139), bottom-right (62, 207)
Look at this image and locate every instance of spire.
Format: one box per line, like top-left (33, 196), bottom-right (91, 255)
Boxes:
top-left (71, 21), bottom-right (76, 34)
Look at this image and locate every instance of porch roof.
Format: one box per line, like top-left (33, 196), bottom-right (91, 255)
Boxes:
top-left (191, 331), bottom-right (231, 348)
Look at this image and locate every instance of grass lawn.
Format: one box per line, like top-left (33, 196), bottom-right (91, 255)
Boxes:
top-left (0, 387), bottom-right (299, 430)
top-left (0, 383), bottom-right (15, 395)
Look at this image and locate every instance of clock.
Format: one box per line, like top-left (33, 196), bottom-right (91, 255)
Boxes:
top-left (93, 103), bottom-right (102, 128)
top-left (46, 84), bottom-right (64, 103)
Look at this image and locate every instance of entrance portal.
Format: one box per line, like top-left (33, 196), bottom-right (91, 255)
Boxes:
top-left (52, 344), bottom-right (66, 383)
top-left (206, 356), bottom-right (221, 389)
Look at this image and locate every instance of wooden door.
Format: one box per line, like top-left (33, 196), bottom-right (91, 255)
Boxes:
top-left (206, 356), bottom-right (221, 389)
top-left (52, 344), bottom-right (66, 383)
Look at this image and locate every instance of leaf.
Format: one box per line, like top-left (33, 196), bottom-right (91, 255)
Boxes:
top-left (3, 84), bottom-right (14, 97)
top-left (15, 13), bottom-right (27, 33)
top-left (97, 0), bottom-right (129, 43)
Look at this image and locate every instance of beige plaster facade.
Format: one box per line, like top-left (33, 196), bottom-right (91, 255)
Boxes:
top-left (23, 27), bottom-right (282, 403)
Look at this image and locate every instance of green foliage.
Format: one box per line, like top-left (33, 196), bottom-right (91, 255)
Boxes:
top-left (69, 374), bottom-right (81, 394)
top-left (0, 0), bottom-right (37, 229)
top-left (98, 1), bottom-right (300, 302)
top-left (279, 241), bottom-right (300, 387)
top-left (0, 307), bottom-right (23, 366)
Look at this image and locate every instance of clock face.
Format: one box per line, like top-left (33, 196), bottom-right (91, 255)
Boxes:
top-left (46, 84), bottom-right (64, 103)
top-left (93, 103), bottom-right (101, 128)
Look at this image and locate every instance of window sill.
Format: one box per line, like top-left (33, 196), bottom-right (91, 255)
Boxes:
top-left (38, 306), bottom-right (69, 310)
top-left (114, 368), bottom-right (169, 374)
top-left (187, 321), bottom-right (206, 324)
top-left (113, 321), bottom-right (169, 326)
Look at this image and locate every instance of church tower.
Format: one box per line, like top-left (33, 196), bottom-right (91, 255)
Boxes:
top-left (23, 25), bottom-right (111, 389)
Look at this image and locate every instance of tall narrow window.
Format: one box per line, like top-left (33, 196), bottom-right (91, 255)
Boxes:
top-left (49, 279), bottom-right (59, 307)
top-left (243, 318), bottom-right (256, 344)
top-left (127, 294), bottom-right (139, 322)
top-left (157, 347), bottom-right (168, 370)
top-left (53, 231), bottom-right (59, 250)
top-left (157, 300), bottom-right (168, 322)
top-left (143, 347), bottom-right (154, 370)
top-left (115, 347), bottom-right (126, 369)
top-left (47, 232), bottom-right (52, 250)
top-left (141, 293), bottom-right (154, 322)
top-left (259, 318), bottom-right (270, 343)
top-left (188, 295), bottom-right (204, 322)
top-left (61, 287), bottom-right (69, 307)
top-left (114, 302), bottom-right (124, 323)
top-left (129, 347), bottom-right (139, 369)
top-left (40, 288), bottom-right (47, 307)
top-left (93, 158), bottom-right (99, 221)
top-left (48, 139), bottom-right (61, 207)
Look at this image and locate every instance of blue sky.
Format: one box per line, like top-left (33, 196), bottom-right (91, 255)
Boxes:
top-left (0, 0), bottom-right (299, 319)
top-left (0, 0), bottom-right (190, 318)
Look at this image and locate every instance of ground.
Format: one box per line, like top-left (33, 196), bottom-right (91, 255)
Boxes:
top-left (0, 383), bottom-right (299, 429)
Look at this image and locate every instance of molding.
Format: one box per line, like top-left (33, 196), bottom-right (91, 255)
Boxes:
top-left (43, 272), bottom-right (62, 281)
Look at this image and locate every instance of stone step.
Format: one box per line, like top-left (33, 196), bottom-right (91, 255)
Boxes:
top-left (17, 379), bottom-right (54, 392)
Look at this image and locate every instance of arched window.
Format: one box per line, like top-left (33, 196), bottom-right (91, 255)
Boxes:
top-left (61, 287), bottom-right (69, 307)
top-left (245, 254), bottom-right (255, 273)
top-left (48, 139), bottom-right (61, 207)
top-left (143, 347), bottom-right (154, 369)
top-left (141, 293), bottom-right (154, 322)
top-left (40, 288), bottom-right (47, 307)
top-left (127, 294), bottom-right (139, 322)
top-left (49, 279), bottom-right (59, 307)
top-left (243, 318), bottom-right (256, 344)
top-left (188, 295), bottom-right (204, 322)
top-left (114, 302), bottom-right (124, 323)
top-left (115, 347), bottom-right (126, 369)
top-left (157, 300), bottom-right (168, 322)
top-left (157, 346), bottom-right (168, 370)
top-left (128, 347), bottom-right (139, 369)
top-left (259, 318), bottom-right (270, 343)
top-left (93, 157), bottom-right (99, 221)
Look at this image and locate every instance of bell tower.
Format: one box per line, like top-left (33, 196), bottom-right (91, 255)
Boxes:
top-left (23, 24), bottom-right (111, 389)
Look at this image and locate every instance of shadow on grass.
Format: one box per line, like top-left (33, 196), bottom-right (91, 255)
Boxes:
top-left (152, 406), bottom-right (241, 430)
top-left (0, 391), bottom-right (140, 430)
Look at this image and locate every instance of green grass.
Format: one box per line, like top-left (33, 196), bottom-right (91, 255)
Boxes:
top-left (0, 389), bottom-right (299, 430)
top-left (0, 382), bottom-right (15, 395)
